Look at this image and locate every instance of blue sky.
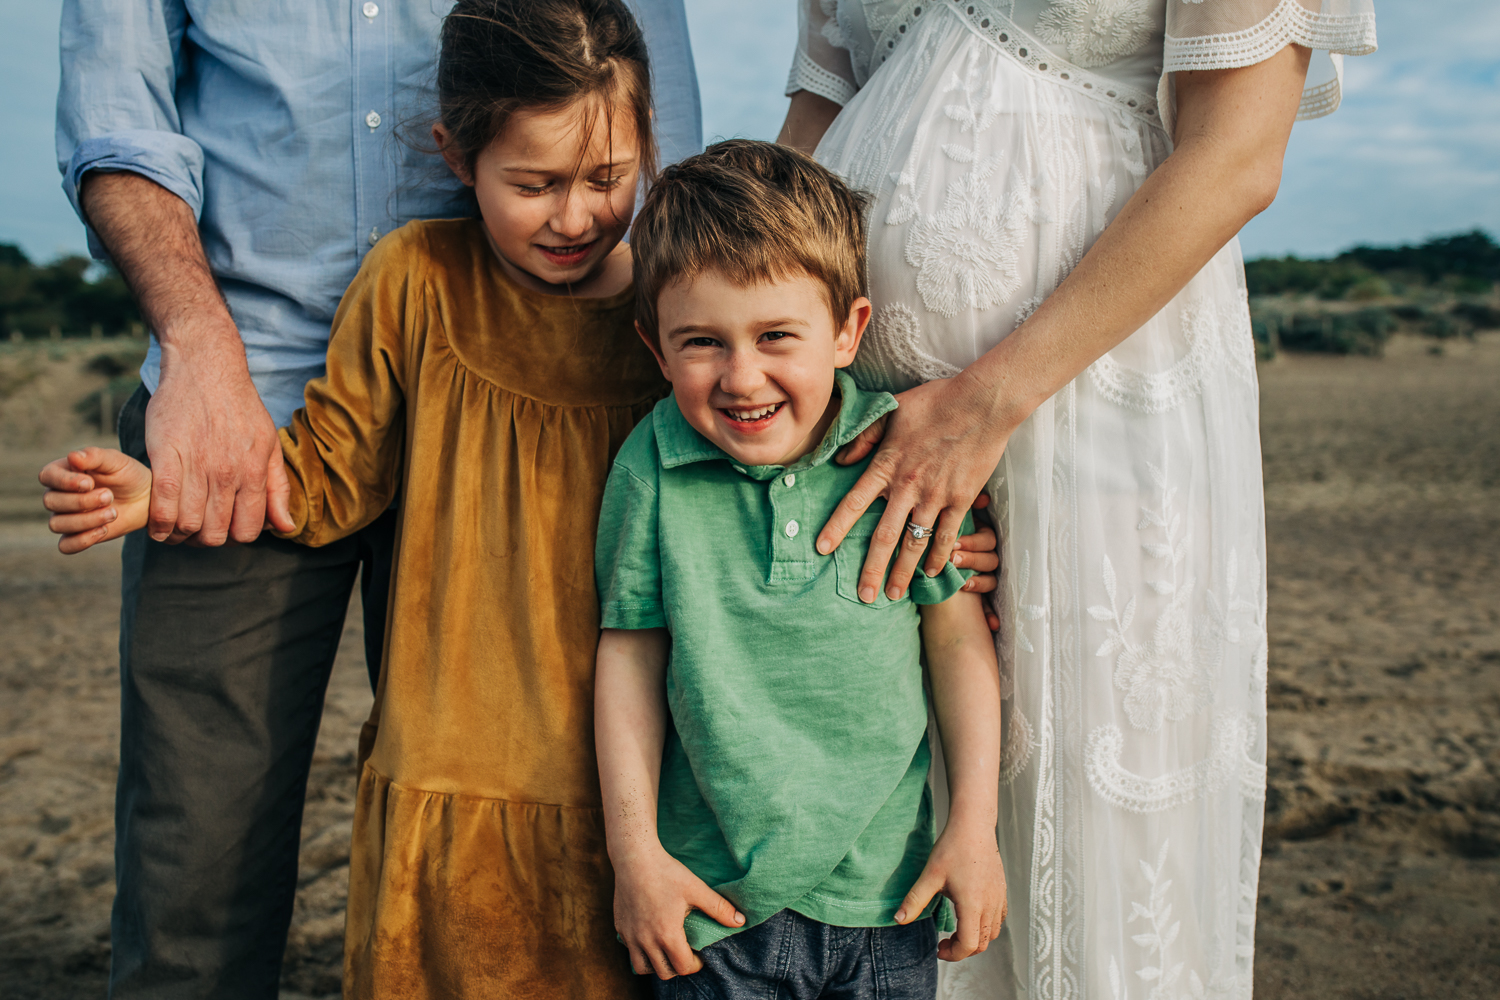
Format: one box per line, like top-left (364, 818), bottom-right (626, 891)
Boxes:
top-left (3, 1), bottom-right (1496, 262)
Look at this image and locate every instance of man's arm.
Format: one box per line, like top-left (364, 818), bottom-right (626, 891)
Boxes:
top-left (896, 591), bottom-right (1007, 961)
top-left (595, 628), bottom-right (743, 980)
top-left (81, 172), bottom-right (284, 545)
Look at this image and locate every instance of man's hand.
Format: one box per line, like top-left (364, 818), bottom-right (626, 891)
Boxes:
top-left (144, 348), bottom-right (284, 544)
top-left (40, 447), bottom-right (153, 553)
top-left (894, 821), bottom-right (1008, 962)
top-left (613, 845), bottom-right (745, 980)
top-left (81, 170), bottom-right (285, 546)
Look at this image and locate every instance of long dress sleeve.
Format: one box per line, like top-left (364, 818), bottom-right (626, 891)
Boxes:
top-left (274, 233), bottom-right (416, 547)
top-left (786, 0), bottom-right (860, 107)
top-left (1159, 0), bottom-right (1377, 135)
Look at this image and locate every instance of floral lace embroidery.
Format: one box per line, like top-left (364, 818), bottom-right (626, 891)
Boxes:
top-left (867, 303), bottom-right (964, 384)
top-left (1037, 0), bottom-right (1156, 68)
top-left (903, 157), bottom-right (1036, 318)
top-left (1108, 841), bottom-right (1209, 1000)
top-left (1085, 712), bottom-right (1261, 813)
top-left (1088, 291), bottom-right (1255, 416)
top-left (1088, 460), bottom-right (1214, 731)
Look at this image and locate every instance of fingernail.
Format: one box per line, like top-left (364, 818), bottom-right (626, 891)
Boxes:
top-left (860, 586), bottom-right (876, 603)
top-left (106, 509), bottom-right (117, 521)
top-left (735, 912), bottom-right (745, 925)
top-left (887, 586), bottom-right (901, 600)
top-left (150, 531), bottom-right (167, 542)
top-left (100, 491), bottom-right (112, 504)
top-left (895, 909), bottom-right (907, 923)
top-left (951, 552), bottom-right (962, 566)
top-left (817, 538), bottom-right (832, 555)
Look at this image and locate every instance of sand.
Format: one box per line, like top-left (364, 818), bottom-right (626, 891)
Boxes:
top-left (0, 335), bottom-right (1496, 998)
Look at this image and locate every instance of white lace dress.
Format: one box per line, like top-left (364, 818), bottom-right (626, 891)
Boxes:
top-left (787, 3), bottom-right (1376, 998)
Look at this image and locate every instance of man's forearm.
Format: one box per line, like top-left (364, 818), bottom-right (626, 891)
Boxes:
top-left (80, 171), bottom-right (244, 365)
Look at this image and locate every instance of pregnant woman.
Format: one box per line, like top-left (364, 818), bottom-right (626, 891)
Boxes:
top-left (780, 1), bottom-right (1376, 996)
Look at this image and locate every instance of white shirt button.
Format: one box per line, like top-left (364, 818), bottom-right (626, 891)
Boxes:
top-left (732, 465), bottom-right (746, 474)
top-left (365, 110), bottom-right (382, 129)
top-left (362, 2), bottom-right (379, 17)
top-left (783, 474), bottom-right (796, 487)
top-left (785, 520), bottom-right (800, 538)
top-left (368, 226), bottom-right (380, 246)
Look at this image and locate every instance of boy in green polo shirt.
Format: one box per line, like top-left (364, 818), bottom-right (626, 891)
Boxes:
top-left (594, 141), bottom-right (1006, 999)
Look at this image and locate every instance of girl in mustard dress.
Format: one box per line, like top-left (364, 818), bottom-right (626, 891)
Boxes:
top-left (44, 1), bottom-right (665, 994)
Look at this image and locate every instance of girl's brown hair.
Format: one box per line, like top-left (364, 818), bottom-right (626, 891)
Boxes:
top-left (435, 0), bottom-right (656, 181)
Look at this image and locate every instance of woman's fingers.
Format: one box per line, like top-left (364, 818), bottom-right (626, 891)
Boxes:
top-left (816, 461), bottom-right (890, 559)
top-left (834, 413), bottom-right (888, 466)
top-left (885, 503), bottom-right (942, 599)
top-left (859, 499), bottom-right (912, 603)
top-left (921, 505), bottom-right (970, 578)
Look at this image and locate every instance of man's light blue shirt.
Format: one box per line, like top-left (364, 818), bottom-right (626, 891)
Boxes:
top-left (56, 0), bottom-right (702, 426)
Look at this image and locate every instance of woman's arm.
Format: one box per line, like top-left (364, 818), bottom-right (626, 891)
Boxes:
top-left (777, 90), bottom-right (843, 156)
top-left (820, 44), bottom-right (1313, 602)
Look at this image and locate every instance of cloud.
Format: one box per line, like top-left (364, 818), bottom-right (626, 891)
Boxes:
top-left (6, 1), bottom-right (1494, 261)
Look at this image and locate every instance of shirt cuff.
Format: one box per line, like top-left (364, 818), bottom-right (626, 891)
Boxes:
top-left (61, 131), bottom-right (206, 260)
top-left (785, 48), bottom-right (858, 107)
top-left (600, 602), bottom-right (668, 630)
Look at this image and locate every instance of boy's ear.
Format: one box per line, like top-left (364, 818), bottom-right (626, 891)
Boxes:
top-left (433, 124), bottom-right (474, 186)
top-left (636, 321), bottom-right (672, 381)
top-left (833, 296), bottom-right (872, 369)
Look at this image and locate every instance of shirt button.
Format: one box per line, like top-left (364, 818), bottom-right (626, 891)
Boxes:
top-left (732, 465), bottom-right (746, 475)
top-left (365, 110), bottom-right (382, 129)
top-left (783, 474), bottom-right (796, 487)
top-left (368, 226), bottom-right (381, 245)
top-left (785, 520), bottom-right (800, 539)
top-left (362, 1), bottom-right (379, 17)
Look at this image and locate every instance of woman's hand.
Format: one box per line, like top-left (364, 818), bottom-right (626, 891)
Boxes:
top-left (819, 375), bottom-right (1018, 605)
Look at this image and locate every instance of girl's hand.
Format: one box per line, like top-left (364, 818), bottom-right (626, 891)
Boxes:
top-left (40, 447), bottom-right (154, 553)
top-left (820, 376), bottom-right (1016, 606)
top-left (612, 844), bottom-right (745, 980)
top-left (895, 821), bottom-right (1008, 962)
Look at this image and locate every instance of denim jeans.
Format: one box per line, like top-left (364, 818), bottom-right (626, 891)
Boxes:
top-left (108, 386), bottom-right (395, 999)
top-left (653, 910), bottom-right (938, 1000)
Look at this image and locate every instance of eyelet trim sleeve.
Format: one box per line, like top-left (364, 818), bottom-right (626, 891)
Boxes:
top-left (787, 47), bottom-right (861, 106)
top-left (1163, 0), bottom-right (1377, 123)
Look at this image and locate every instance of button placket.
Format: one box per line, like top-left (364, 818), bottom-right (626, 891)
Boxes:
top-left (767, 470), bottom-right (815, 583)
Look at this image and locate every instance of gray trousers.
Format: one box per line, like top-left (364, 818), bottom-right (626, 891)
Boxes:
top-left (109, 386), bottom-right (396, 998)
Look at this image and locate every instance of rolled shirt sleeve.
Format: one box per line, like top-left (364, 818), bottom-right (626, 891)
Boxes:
top-left (56, 0), bottom-right (204, 259)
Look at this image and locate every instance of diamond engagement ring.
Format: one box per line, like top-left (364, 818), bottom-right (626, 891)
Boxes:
top-left (905, 521), bottom-right (934, 541)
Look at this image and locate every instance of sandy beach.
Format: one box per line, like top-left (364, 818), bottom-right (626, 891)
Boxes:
top-left (1, 334), bottom-right (1496, 998)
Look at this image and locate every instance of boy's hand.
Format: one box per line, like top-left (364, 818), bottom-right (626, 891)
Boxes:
top-left (895, 822), bottom-right (1008, 962)
top-left (40, 447), bottom-right (154, 553)
top-left (613, 845), bottom-right (744, 980)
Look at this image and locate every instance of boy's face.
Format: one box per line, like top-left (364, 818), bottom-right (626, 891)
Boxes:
top-left (644, 269), bottom-right (870, 468)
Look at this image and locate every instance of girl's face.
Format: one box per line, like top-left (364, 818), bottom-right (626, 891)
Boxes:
top-left (439, 100), bottom-right (640, 296)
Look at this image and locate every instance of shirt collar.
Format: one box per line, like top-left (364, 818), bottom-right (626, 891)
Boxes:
top-left (654, 370), bottom-right (897, 480)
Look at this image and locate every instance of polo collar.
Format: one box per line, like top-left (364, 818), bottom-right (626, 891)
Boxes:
top-left (654, 370), bottom-right (897, 480)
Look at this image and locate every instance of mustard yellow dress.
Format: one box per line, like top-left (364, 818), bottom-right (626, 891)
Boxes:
top-left (274, 219), bottom-right (664, 998)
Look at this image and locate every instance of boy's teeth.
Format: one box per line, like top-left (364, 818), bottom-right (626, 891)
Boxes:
top-left (728, 403), bottom-right (780, 422)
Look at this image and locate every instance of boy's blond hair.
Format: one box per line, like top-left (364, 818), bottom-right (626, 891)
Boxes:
top-left (631, 139), bottom-right (870, 337)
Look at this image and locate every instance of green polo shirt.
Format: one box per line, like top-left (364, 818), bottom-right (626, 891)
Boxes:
top-left (596, 371), bottom-right (971, 950)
